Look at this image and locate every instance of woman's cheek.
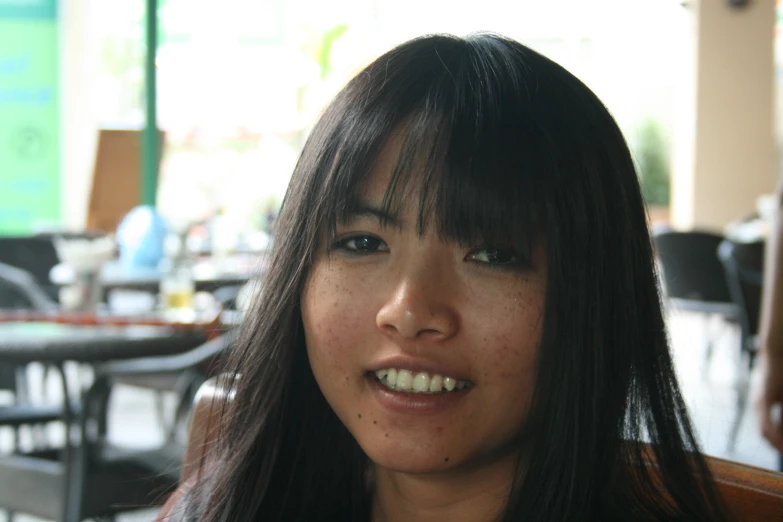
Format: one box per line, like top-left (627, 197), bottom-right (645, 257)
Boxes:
top-left (304, 266), bottom-right (369, 383)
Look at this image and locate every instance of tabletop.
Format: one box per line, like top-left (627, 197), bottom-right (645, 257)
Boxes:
top-left (0, 321), bottom-right (206, 363)
top-left (50, 257), bottom-right (262, 293)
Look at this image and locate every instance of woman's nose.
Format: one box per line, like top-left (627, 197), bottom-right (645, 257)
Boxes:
top-left (375, 265), bottom-right (459, 342)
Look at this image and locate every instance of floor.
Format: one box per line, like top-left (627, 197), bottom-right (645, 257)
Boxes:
top-left (0, 308), bottom-right (779, 521)
top-left (668, 310), bottom-right (779, 470)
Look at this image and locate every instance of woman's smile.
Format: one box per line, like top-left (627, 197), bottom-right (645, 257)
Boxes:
top-left (362, 352), bottom-right (474, 414)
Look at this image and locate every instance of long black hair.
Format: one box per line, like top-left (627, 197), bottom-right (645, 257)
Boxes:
top-left (179, 33), bottom-right (733, 521)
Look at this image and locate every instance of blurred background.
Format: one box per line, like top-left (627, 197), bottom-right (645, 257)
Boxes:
top-left (4, 0), bottom-right (777, 235)
top-left (0, 0), bottom-right (781, 520)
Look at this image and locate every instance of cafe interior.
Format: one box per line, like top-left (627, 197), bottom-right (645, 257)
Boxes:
top-left (1, 0), bottom-right (783, 520)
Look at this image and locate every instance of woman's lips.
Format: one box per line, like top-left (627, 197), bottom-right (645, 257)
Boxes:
top-left (366, 373), bottom-right (471, 415)
top-left (367, 355), bottom-right (471, 383)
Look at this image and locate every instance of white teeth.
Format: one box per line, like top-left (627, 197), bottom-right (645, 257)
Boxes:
top-left (413, 372), bottom-right (429, 392)
top-left (373, 368), bottom-right (470, 394)
top-left (396, 370), bottom-right (413, 390)
top-left (386, 368), bottom-right (398, 387)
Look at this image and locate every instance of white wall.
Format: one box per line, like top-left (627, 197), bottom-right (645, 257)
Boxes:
top-left (60, 0), bottom-right (99, 229)
top-left (672, 0), bottom-right (776, 230)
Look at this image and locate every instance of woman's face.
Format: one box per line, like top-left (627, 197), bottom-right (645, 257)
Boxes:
top-left (301, 143), bottom-right (547, 476)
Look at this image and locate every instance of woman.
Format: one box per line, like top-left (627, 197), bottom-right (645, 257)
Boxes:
top-left (163, 33), bottom-right (732, 521)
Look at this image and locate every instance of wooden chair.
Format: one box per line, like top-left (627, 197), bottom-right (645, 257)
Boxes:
top-left (709, 456), bottom-right (783, 521)
top-left (157, 376), bottom-right (232, 521)
top-left (162, 379), bottom-right (783, 522)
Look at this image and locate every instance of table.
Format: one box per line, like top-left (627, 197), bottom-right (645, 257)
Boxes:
top-left (725, 217), bottom-right (769, 243)
top-left (724, 193), bottom-right (776, 242)
top-left (0, 321), bottom-right (207, 521)
top-left (50, 257), bottom-right (260, 294)
top-left (0, 322), bottom-right (206, 363)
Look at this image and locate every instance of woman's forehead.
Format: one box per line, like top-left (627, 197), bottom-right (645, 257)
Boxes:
top-left (360, 146), bottom-right (403, 203)
top-left (354, 135), bottom-right (429, 220)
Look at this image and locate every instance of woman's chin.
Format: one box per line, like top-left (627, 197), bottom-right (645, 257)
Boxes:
top-left (360, 439), bottom-right (466, 476)
top-left (370, 455), bottom-right (456, 476)
top-left (360, 434), bottom-right (523, 480)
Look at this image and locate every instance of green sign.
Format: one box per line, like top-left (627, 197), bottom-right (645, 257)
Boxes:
top-left (0, 0), bottom-right (59, 234)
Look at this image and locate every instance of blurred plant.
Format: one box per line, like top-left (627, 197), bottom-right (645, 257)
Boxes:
top-left (99, 34), bottom-right (143, 77)
top-left (634, 118), bottom-right (671, 207)
top-left (301, 23), bottom-right (350, 79)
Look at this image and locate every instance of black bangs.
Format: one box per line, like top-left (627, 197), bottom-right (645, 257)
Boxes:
top-left (314, 33), bottom-right (552, 260)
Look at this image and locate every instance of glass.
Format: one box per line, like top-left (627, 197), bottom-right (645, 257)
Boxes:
top-left (160, 265), bottom-right (196, 322)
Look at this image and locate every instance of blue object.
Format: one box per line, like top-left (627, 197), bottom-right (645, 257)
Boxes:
top-left (116, 205), bottom-right (168, 269)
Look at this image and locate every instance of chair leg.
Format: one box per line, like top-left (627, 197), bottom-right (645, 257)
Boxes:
top-left (727, 349), bottom-right (755, 454)
top-left (11, 426), bottom-right (19, 453)
top-left (155, 390), bottom-right (170, 438)
top-left (702, 314), bottom-right (715, 379)
top-left (13, 366), bottom-right (29, 405)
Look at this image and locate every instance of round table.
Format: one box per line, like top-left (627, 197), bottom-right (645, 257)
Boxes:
top-left (0, 322), bottom-right (207, 363)
top-left (0, 321), bottom-right (208, 521)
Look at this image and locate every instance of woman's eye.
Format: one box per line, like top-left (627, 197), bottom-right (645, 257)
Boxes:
top-left (333, 235), bottom-right (389, 254)
top-left (467, 247), bottom-right (520, 266)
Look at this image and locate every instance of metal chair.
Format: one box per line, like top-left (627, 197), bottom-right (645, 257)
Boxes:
top-left (653, 230), bottom-right (737, 314)
top-left (0, 262), bottom-right (67, 522)
top-left (0, 261), bottom-right (59, 313)
top-left (94, 328), bottom-right (236, 444)
top-left (0, 235), bottom-right (63, 304)
top-left (717, 239), bottom-right (764, 454)
top-left (652, 230), bottom-right (739, 372)
top-left (108, 285), bottom-right (244, 440)
top-left (0, 261), bottom-right (63, 435)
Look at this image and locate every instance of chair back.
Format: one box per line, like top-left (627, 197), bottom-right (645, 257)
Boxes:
top-left (709, 456), bottom-right (783, 521)
top-left (0, 236), bottom-right (60, 301)
top-left (0, 261), bottom-right (58, 312)
top-left (0, 260), bottom-right (58, 396)
top-left (717, 239), bottom-right (764, 342)
top-left (652, 230), bottom-right (735, 315)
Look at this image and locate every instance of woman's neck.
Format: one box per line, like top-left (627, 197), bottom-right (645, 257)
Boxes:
top-left (370, 455), bottom-right (518, 522)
